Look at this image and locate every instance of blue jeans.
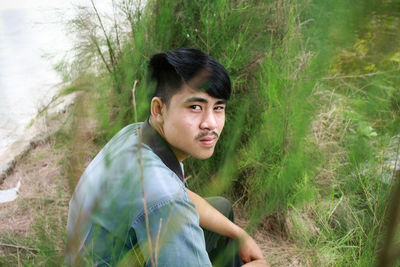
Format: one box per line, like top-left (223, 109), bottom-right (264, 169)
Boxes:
top-left (204, 197), bottom-right (244, 267)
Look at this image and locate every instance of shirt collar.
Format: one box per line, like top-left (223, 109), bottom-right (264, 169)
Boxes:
top-left (140, 119), bottom-right (185, 183)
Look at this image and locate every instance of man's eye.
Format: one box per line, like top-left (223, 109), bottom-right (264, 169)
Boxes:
top-left (190, 105), bottom-right (201, 110)
top-left (214, 106), bottom-right (225, 111)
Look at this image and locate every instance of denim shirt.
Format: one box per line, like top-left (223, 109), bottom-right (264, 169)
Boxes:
top-left (66, 122), bottom-right (211, 266)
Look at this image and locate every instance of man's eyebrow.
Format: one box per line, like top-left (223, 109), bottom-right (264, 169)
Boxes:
top-left (184, 97), bottom-right (227, 105)
top-left (215, 100), bottom-right (227, 105)
top-left (184, 97), bottom-right (208, 104)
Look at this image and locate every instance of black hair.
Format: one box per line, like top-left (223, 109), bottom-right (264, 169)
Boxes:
top-left (148, 48), bottom-right (231, 104)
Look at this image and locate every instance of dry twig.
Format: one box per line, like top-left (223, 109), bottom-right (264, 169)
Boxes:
top-left (132, 80), bottom-right (155, 266)
top-left (0, 243), bottom-right (37, 253)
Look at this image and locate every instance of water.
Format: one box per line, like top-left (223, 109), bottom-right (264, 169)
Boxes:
top-left (0, 1), bottom-right (73, 160)
top-left (0, 0), bottom-right (137, 173)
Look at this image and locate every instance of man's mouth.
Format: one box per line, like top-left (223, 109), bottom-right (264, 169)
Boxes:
top-left (195, 131), bottom-right (219, 147)
top-left (198, 136), bottom-right (217, 147)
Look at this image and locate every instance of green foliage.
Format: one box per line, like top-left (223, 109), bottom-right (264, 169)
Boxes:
top-left (62, 0), bottom-right (400, 265)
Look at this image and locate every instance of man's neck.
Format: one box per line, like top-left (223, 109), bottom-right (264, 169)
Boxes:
top-left (148, 117), bottom-right (165, 138)
top-left (141, 119), bottom-right (185, 182)
top-left (148, 117), bottom-right (189, 162)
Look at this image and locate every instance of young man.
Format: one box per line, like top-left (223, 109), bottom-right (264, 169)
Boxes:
top-left (66, 48), bottom-right (267, 266)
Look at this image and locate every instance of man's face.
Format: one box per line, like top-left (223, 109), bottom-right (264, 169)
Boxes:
top-left (160, 84), bottom-right (226, 162)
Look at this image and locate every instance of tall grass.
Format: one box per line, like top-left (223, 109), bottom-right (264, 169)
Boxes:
top-left (54, 0), bottom-right (400, 265)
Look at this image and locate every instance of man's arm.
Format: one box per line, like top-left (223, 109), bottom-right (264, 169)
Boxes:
top-left (187, 189), bottom-right (267, 265)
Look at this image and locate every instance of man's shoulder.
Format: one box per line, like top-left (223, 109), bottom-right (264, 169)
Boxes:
top-left (101, 122), bottom-right (143, 157)
top-left (68, 121), bottom-right (188, 225)
top-left (71, 121), bottom-right (186, 214)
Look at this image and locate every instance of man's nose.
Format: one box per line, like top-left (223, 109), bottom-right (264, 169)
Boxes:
top-left (200, 110), bottom-right (217, 130)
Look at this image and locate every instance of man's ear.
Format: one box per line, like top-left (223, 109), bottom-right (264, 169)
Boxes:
top-left (150, 97), bottom-right (165, 123)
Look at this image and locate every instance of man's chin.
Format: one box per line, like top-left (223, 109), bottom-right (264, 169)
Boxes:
top-left (192, 150), bottom-right (215, 160)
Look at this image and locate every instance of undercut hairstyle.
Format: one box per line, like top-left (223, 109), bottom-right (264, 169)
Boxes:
top-left (148, 48), bottom-right (231, 105)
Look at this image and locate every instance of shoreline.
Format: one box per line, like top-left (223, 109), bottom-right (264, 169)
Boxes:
top-left (0, 90), bottom-right (79, 183)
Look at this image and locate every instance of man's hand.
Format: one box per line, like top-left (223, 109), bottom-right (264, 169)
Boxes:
top-left (236, 229), bottom-right (265, 264)
top-left (241, 259), bottom-right (269, 267)
top-left (186, 190), bottom-right (268, 266)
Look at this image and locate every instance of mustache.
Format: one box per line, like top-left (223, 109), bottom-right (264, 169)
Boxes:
top-left (195, 131), bottom-right (219, 140)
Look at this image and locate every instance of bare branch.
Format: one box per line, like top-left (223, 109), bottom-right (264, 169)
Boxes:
top-left (377, 136), bottom-right (400, 267)
top-left (0, 243), bottom-right (37, 253)
top-left (322, 69), bottom-right (400, 80)
top-left (112, 0), bottom-right (122, 55)
top-left (90, 0), bottom-right (116, 72)
top-left (132, 80), bottom-right (155, 266)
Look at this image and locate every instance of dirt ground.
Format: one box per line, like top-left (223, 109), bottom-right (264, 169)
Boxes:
top-left (0, 141), bottom-right (66, 234)
top-left (234, 207), bottom-right (310, 266)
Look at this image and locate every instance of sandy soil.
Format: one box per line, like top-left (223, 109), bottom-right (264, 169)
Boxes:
top-left (234, 206), bottom-right (309, 266)
top-left (0, 140), bottom-right (67, 234)
top-left (0, 92), bottom-right (95, 264)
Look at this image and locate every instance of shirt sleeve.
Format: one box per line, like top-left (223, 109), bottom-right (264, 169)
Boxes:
top-left (132, 194), bottom-right (212, 267)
